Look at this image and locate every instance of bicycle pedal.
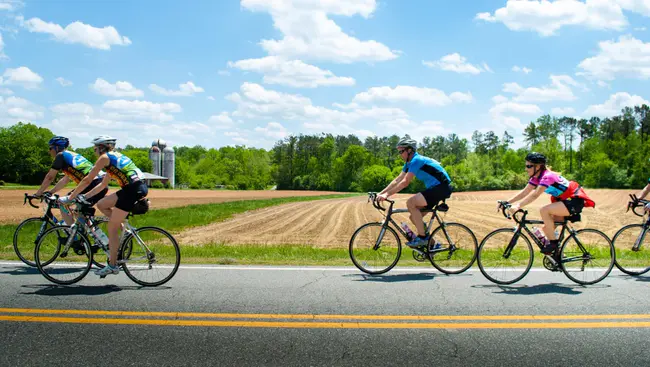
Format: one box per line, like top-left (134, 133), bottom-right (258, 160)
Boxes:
top-left (99, 275), bottom-right (107, 279)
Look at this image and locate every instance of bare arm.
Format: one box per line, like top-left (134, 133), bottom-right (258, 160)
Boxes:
top-left (515, 185), bottom-right (546, 208)
top-left (380, 171), bottom-right (406, 196)
top-left (84, 173), bottom-right (111, 200)
top-left (637, 183), bottom-right (650, 200)
top-left (506, 184), bottom-right (536, 204)
top-left (34, 169), bottom-right (59, 196)
top-left (49, 175), bottom-right (71, 194)
top-left (383, 172), bottom-right (414, 197)
top-left (69, 155), bottom-right (109, 200)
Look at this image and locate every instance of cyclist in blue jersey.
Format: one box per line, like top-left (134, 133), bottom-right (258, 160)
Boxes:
top-left (60, 135), bottom-right (148, 277)
top-left (377, 135), bottom-right (453, 248)
top-left (635, 159), bottom-right (650, 212)
top-left (33, 136), bottom-right (108, 225)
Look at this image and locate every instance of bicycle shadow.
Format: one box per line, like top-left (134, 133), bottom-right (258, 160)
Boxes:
top-left (0, 265), bottom-right (40, 276)
top-left (471, 283), bottom-right (605, 295)
top-left (345, 272), bottom-right (438, 282)
top-left (19, 284), bottom-right (172, 296)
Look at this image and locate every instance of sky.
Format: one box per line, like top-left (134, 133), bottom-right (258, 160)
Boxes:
top-left (1, 0), bottom-right (649, 150)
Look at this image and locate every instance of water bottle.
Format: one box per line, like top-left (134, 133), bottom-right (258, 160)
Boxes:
top-left (401, 222), bottom-right (416, 241)
top-left (532, 227), bottom-right (548, 246)
top-left (90, 226), bottom-right (110, 248)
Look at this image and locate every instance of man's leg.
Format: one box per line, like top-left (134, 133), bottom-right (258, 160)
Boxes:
top-left (407, 193), bottom-right (428, 237)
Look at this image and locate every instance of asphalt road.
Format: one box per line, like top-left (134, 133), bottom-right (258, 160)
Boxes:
top-left (1, 261), bottom-right (650, 367)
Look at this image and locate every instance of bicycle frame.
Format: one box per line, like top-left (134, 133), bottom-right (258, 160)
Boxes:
top-left (626, 195), bottom-right (650, 251)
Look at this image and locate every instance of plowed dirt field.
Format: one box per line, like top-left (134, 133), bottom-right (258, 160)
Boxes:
top-left (1, 189), bottom-right (642, 247)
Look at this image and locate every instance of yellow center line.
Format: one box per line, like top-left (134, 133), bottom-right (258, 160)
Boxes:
top-left (2, 308), bottom-right (650, 321)
top-left (3, 315), bottom-right (650, 329)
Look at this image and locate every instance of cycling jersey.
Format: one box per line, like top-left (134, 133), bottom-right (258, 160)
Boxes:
top-left (105, 151), bottom-right (145, 188)
top-left (402, 152), bottom-right (451, 189)
top-left (529, 169), bottom-right (595, 207)
top-left (51, 151), bottom-right (104, 183)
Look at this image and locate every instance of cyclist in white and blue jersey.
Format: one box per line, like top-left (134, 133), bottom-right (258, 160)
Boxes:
top-left (377, 135), bottom-right (453, 248)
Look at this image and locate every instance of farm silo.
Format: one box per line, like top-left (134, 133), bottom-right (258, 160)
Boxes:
top-left (162, 146), bottom-right (175, 189)
top-left (148, 144), bottom-right (161, 177)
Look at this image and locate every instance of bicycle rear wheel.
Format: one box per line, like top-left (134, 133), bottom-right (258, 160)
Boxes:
top-left (120, 226), bottom-right (180, 286)
top-left (87, 217), bottom-right (109, 269)
top-left (428, 222), bottom-right (478, 274)
top-left (612, 224), bottom-right (650, 276)
top-left (34, 225), bottom-right (92, 285)
top-left (349, 222), bottom-right (401, 275)
top-left (13, 217), bottom-right (55, 267)
top-left (477, 228), bottom-right (533, 284)
top-left (560, 229), bottom-right (614, 285)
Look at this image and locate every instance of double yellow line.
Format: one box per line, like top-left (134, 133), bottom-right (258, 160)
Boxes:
top-left (2, 308), bottom-right (650, 329)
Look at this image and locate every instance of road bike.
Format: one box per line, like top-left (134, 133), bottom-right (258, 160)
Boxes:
top-left (612, 194), bottom-right (650, 275)
top-left (34, 196), bottom-right (181, 286)
top-left (477, 201), bottom-right (615, 285)
top-left (349, 192), bottom-right (478, 275)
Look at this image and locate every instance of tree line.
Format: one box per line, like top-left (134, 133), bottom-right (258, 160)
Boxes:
top-left (1, 104), bottom-right (649, 191)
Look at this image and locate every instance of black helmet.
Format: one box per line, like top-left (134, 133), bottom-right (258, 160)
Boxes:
top-left (396, 134), bottom-right (417, 150)
top-left (525, 152), bottom-right (546, 164)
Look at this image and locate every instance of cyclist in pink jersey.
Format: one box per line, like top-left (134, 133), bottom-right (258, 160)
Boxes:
top-left (497, 152), bottom-right (595, 255)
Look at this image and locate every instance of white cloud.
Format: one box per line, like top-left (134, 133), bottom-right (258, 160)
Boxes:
top-left (578, 35), bottom-right (650, 81)
top-left (0, 96), bottom-right (44, 124)
top-left (207, 96), bottom-right (215, 101)
top-left (423, 53), bottom-right (490, 75)
top-left (218, 70), bottom-right (231, 76)
top-left (352, 85), bottom-right (473, 106)
top-left (475, 0), bottom-right (649, 36)
top-left (240, 0), bottom-right (397, 63)
top-left (228, 56), bottom-right (355, 88)
top-left (584, 92), bottom-right (649, 116)
top-left (0, 1), bottom-right (22, 11)
top-left (512, 65), bottom-right (532, 74)
top-left (635, 26), bottom-right (647, 31)
top-left (502, 75), bottom-right (579, 102)
top-left (489, 99), bottom-right (543, 130)
top-left (20, 17), bottom-right (131, 50)
top-left (55, 77), bottom-right (72, 87)
top-left (102, 99), bottom-right (182, 122)
top-left (90, 78), bottom-right (143, 97)
top-left (254, 121), bottom-right (288, 139)
top-left (551, 107), bottom-right (576, 115)
top-left (0, 33), bottom-right (7, 59)
top-left (2, 66), bottom-right (43, 89)
top-left (51, 102), bottom-right (94, 115)
top-left (149, 81), bottom-right (205, 96)
top-left (208, 112), bottom-right (234, 129)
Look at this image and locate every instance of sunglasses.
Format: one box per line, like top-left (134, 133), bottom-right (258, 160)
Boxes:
top-left (525, 164), bottom-right (534, 169)
top-left (397, 149), bottom-right (407, 154)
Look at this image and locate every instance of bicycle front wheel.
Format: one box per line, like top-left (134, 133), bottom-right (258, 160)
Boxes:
top-left (13, 217), bottom-right (54, 267)
top-left (477, 228), bottom-right (533, 284)
top-left (560, 229), bottom-right (614, 285)
top-left (612, 224), bottom-right (650, 276)
top-left (349, 222), bottom-right (401, 275)
top-left (120, 226), bottom-right (181, 286)
top-left (428, 222), bottom-right (478, 274)
top-left (35, 225), bottom-right (92, 285)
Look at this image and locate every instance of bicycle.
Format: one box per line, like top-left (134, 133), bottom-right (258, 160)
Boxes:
top-left (348, 192), bottom-right (478, 275)
top-left (34, 196), bottom-right (181, 286)
top-left (13, 193), bottom-right (108, 267)
top-left (612, 194), bottom-right (650, 276)
top-left (477, 201), bottom-right (615, 285)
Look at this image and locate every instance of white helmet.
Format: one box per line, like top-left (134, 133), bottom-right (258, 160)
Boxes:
top-left (91, 135), bottom-right (117, 146)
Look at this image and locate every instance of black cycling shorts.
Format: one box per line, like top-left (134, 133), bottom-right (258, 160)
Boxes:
top-left (420, 184), bottom-right (452, 209)
top-left (115, 181), bottom-right (148, 212)
top-left (562, 197), bottom-right (585, 215)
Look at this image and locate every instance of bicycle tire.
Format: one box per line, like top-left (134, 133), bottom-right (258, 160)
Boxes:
top-left (428, 222), bottom-right (478, 274)
top-left (612, 224), bottom-right (650, 276)
top-left (13, 217), bottom-right (55, 267)
top-left (34, 225), bottom-right (93, 285)
top-left (119, 226), bottom-right (181, 286)
top-left (560, 228), bottom-right (614, 285)
top-left (477, 228), bottom-right (534, 284)
top-left (349, 222), bottom-right (401, 275)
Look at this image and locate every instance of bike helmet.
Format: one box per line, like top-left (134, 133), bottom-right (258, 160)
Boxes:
top-left (396, 134), bottom-right (417, 150)
top-left (91, 135), bottom-right (117, 146)
top-left (525, 152), bottom-right (546, 164)
top-left (48, 136), bottom-right (69, 149)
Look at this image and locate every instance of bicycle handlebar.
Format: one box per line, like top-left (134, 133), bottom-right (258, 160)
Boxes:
top-left (628, 194), bottom-right (649, 217)
top-left (367, 192), bottom-right (394, 212)
top-left (497, 200), bottom-right (527, 223)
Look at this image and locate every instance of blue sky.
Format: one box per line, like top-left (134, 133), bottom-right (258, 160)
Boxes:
top-left (1, 0), bottom-right (649, 150)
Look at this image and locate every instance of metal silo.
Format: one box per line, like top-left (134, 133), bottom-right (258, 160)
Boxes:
top-left (162, 146), bottom-right (175, 189)
top-left (148, 145), bottom-right (161, 177)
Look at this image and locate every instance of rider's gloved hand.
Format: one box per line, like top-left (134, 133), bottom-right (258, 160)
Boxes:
top-left (645, 203), bottom-right (650, 212)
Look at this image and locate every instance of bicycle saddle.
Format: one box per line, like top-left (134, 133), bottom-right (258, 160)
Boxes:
top-left (565, 214), bottom-right (581, 223)
top-left (436, 202), bottom-right (449, 212)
